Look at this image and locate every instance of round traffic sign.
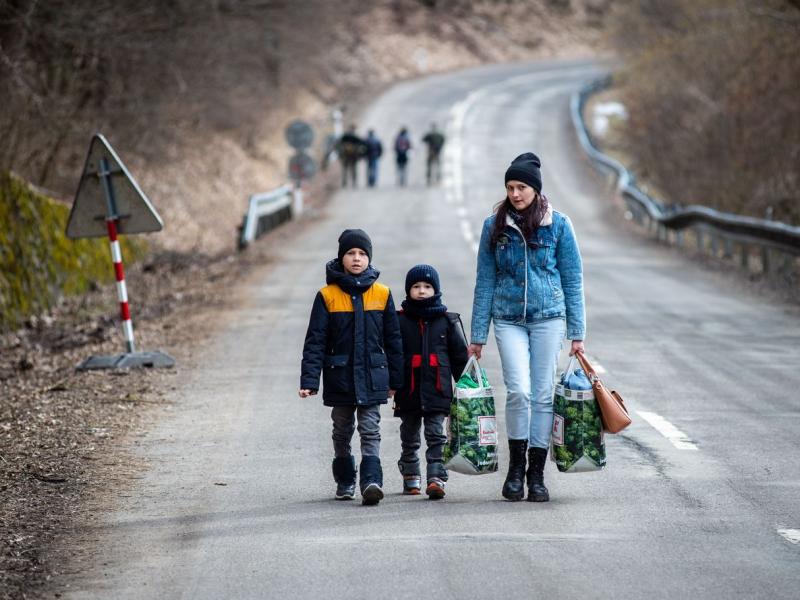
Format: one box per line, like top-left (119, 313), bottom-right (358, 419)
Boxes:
top-left (285, 120), bottom-right (314, 150)
top-left (289, 151), bottom-right (317, 183)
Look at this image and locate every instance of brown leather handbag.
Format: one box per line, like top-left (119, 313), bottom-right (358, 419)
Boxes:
top-left (575, 352), bottom-right (631, 434)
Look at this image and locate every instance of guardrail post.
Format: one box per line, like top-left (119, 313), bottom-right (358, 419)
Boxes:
top-left (761, 246), bottom-right (770, 275)
top-left (696, 229), bottom-right (705, 253)
top-left (740, 243), bottom-right (749, 270)
top-left (292, 185), bottom-right (304, 216)
top-left (676, 230), bottom-right (684, 248)
top-left (710, 234), bottom-right (719, 258)
top-left (723, 239), bottom-right (733, 259)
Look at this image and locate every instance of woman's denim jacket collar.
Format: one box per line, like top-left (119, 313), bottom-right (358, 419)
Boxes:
top-left (470, 209), bottom-right (586, 344)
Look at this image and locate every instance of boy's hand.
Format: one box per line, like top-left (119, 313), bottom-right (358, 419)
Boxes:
top-left (468, 343), bottom-right (483, 359)
top-left (298, 389), bottom-right (317, 398)
top-left (388, 389), bottom-right (396, 398)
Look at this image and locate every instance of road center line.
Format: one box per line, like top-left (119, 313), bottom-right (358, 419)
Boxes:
top-left (777, 529), bottom-right (800, 545)
top-left (636, 411), bottom-right (699, 450)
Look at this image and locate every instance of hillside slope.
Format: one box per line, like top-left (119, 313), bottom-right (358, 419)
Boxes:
top-left (1, 0), bottom-right (611, 254)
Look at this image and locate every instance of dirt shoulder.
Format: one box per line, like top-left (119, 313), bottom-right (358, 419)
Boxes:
top-left (0, 174), bottom-right (337, 599)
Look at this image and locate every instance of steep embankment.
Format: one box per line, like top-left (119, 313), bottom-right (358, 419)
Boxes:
top-left (604, 0), bottom-right (799, 225)
top-left (1, 0), bottom-right (612, 259)
top-left (0, 172), bottom-right (146, 330)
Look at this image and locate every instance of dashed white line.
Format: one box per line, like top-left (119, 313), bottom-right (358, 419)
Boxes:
top-left (777, 529), bottom-right (800, 545)
top-left (637, 411), bottom-right (698, 450)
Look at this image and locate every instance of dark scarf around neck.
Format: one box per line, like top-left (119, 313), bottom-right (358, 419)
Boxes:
top-left (401, 293), bottom-right (448, 319)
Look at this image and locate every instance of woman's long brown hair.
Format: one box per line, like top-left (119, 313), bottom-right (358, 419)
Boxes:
top-left (490, 192), bottom-right (549, 248)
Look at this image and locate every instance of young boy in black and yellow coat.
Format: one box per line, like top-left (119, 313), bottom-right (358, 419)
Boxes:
top-left (300, 229), bottom-right (403, 505)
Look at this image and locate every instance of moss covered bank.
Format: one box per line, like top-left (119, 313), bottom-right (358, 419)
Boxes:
top-left (0, 172), bottom-right (146, 331)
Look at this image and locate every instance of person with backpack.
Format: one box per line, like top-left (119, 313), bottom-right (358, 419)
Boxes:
top-left (422, 123), bottom-right (445, 186)
top-left (365, 129), bottom-right (383, 188)
top-left (393, 264), bottom-right (469, 500)
top-left (394, 127), bottom-right (412, 187)
top-left (337, 125), bottom-right (367, 187)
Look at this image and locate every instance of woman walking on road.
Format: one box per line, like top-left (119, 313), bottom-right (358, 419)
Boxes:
top-left (468, 152), bottom-right (586, 502)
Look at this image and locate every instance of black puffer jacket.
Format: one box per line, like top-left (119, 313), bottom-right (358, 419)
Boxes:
top-left (301, 260), bottom-right (403, 406)
top-left (393, 311), bottom-right (469, 416)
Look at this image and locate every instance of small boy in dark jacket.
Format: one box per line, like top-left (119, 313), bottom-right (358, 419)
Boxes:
top-left (394, 264), bottom-right (469, 499)
top-left (300, 229), bottom-right (403, 505)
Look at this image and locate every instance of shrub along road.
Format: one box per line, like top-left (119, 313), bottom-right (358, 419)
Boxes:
top-left (62, 60), bottom-right (800, 599)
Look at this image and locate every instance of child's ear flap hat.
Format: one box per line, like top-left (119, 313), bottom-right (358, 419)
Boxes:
top-left (405, 264), bottom-right (441, 296)
top-left (337, 229), bottom-right (373, 262)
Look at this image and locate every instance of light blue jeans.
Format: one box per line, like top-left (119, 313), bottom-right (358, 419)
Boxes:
top-left (494, 318), bottom-right (566, 449)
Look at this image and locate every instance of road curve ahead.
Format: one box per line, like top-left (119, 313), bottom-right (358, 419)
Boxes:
top-left (65, 60), bottom-right (800, 600)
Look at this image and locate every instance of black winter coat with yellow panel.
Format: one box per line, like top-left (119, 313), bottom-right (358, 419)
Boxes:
top-left (301, 261), bottom-right (403, 406)
top-left (393, 310), bottom-right (469, 416)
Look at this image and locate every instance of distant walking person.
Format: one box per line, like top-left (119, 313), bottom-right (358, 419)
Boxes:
top-left (338, 125), bottom-right (367, 187)
top-left (300, 229), bottom-right (403, 505)
top-left (394, 127), bottom-right (412, 187)
top-left (469, 152), bottom-right (586, 503)
top-left (422, 123), bottom-right (445, 186)
top-left (365, 129), bottom-right (383, 188)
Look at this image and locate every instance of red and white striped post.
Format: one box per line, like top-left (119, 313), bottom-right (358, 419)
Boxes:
top-left (106, 217), bottom-right (135, 353)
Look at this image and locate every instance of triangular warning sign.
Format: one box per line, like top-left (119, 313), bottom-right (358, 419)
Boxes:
top-left (66, 134), bottom-right (164, 239)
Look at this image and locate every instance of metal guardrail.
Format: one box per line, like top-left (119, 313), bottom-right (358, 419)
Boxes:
top-left (571, 76), bottom-right (800, 275)
top-left (238, 184), bottom-right (296, 250)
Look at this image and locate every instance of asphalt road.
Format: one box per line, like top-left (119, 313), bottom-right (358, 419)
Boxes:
top-left (65, 60), bottom-right (800, 599)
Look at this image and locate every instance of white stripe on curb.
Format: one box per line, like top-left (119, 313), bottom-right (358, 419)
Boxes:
top-left (636, 411), bottom-right (698, 450)
top-left (777, 529), bottom-right (800, 545)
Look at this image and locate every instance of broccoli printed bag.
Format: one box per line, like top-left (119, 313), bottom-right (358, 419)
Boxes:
top-left (551, 356), bottom-right (606, 473)
top-left (443, 356), bottom-right (499, 475)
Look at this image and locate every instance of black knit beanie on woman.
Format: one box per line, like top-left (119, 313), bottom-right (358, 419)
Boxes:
top-left (504, 152), bottom-right (543, 193)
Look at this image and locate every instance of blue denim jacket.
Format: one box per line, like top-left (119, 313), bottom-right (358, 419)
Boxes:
top-left (470, 210), bottom-right (586, 344)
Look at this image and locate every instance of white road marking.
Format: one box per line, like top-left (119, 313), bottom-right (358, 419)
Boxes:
top-left (637, 411), bottom-right (698, 450)
top-left (777, 529), bottom-right (800, 545)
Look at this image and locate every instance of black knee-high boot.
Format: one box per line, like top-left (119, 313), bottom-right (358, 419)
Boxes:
top-left (502, 439), bottom-right (528, 501)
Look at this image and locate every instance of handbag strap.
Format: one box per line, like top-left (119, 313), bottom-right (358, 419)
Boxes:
top-left (575, 352), bottom-right (599, 381)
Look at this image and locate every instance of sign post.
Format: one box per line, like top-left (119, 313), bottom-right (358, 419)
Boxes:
top-left (284, 120), bottom-right (317, 216)
top-left (66, 134), bottom-right (175, 370)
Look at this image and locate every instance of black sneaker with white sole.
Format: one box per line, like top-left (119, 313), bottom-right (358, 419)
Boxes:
top-left (335, 483), bottom-right (356, 501)
top-left (361, 482), bottom-right (384, 506)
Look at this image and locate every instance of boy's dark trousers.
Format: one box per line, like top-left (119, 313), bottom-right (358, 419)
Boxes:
top-left (331, 405), bottom-right (382, 488)
top-left (398, 413), bottom-right (448, 481)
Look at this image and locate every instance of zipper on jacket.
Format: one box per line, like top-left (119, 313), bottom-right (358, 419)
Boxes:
top-left (506, 218), bottom-right (528, 323)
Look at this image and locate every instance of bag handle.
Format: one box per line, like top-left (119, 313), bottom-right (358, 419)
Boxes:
top-left (562, 354), bottom-right (579, 380)
top-left (459, 354), bottom-right (488, 391)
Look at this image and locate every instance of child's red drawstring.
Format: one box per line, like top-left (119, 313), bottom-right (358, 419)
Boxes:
top-left (410, 354), bottom-right (422, 393)
top-left (429, 354), bottom-right (442, 392)
top-left (409, 321), bottom-right (442, 394)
